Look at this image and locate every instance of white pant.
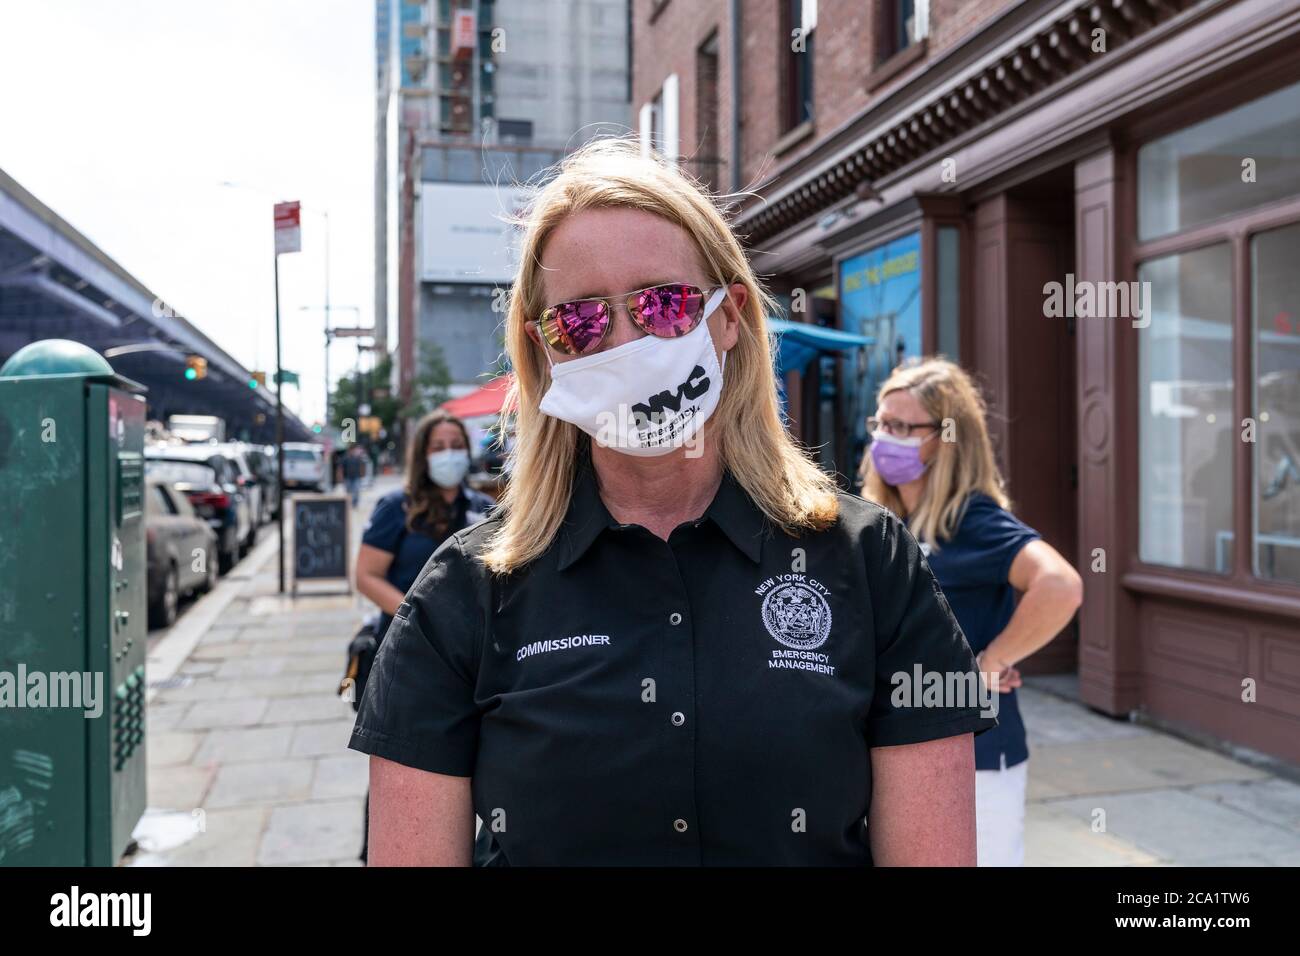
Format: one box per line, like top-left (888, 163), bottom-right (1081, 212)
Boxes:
top-left (975, 758), bottom-right (1027, 867)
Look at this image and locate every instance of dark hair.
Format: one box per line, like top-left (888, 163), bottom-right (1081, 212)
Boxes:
top-left (404, 410), bottom-right (472, 533)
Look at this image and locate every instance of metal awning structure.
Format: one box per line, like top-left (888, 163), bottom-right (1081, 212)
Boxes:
top-left (769, 318), bottom-right (874, 377)
top-left (0, 166), bottom-right (313, 444)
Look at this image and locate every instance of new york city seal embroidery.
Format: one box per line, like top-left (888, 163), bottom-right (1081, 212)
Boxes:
top-left (754, 573), bottom-right (836, 675)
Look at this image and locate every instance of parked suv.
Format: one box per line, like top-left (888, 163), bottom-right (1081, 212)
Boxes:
top-left (145, 447), bottom-right (253, 573)
top-left (282, 442), bottom-right (328, 492)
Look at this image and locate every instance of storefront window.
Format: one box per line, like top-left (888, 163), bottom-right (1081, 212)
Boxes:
top-left (1138, 244), bottom-right (1234, 572)
top-left (1253, 222), bottom-right (1300, 584)
top-left (839, 231), bottom-right (922, 477)
top-left (1137, 79), bottom-right (1300, 241)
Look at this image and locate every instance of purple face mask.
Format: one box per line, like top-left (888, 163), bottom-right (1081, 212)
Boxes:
top-left (869, 431), bottom-right (930, 485)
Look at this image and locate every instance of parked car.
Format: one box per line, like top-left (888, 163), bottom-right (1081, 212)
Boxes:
top-left (144, 478), bottom-right (219, 628)
top-left (212, 443), bottom-right (265, 540)
top-left (242, 444), bottom-right (280, 522)
top-left (144, 448), bottom-right (253, 573)
top-left (282, 442), bottom-right (328, 492)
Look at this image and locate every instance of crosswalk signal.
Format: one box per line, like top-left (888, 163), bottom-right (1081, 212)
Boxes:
top-left (184, 355), bottom-right (208, 381)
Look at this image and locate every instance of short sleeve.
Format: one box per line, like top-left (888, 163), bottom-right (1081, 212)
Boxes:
top-left (361, 492), bottom-right (407, 554)
top-left (948, 496), bottom-right (1042, 587)
top-left (862, 510), bottom-right (998, 748)
top-left (348, 533), bottom-right (484, 776)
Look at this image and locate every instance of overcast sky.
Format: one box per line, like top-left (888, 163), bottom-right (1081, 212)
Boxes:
top-left (0, 0), bottom-right (375, 424)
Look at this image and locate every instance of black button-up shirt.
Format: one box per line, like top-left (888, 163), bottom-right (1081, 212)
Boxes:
top-left (349, 462), bottom-right (995, 865)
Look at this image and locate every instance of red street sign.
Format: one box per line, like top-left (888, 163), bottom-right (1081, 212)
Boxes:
top-left (274, 200), bottom-right (301, 255)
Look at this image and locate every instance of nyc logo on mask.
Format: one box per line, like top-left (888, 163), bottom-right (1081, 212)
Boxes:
top-left (539, 289), bottom-right (728, 457)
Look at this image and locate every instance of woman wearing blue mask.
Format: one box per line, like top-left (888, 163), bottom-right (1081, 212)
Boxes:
top-left (356, 409), bottom-right (496, 645)
top-left (861, 358), bottom-right (1084, 866)
top-left (352, 409), bottom-right (495, 863)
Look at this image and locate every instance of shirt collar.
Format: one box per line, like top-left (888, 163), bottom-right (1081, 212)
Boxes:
top-left (556, 461), bottom-right (767, 571)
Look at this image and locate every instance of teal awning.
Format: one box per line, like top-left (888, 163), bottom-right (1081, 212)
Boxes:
top-left (768, 318), bottom-right (874, 377)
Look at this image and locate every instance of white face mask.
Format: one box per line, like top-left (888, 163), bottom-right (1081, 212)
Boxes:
top-left (427, 449), bottom-right (470, 488)
top-left (538, 287), bottom-right (728, 457)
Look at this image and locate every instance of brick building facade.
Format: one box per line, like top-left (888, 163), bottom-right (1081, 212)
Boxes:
top-left (633, 0), bottom-right (1300, 765)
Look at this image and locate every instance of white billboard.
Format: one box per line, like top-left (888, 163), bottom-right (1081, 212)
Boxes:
top-left (419, 182), bottom-right (530, 284)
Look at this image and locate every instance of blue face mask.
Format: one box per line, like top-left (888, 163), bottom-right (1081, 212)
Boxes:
top-left (427, 449), bottom-right (470, 488)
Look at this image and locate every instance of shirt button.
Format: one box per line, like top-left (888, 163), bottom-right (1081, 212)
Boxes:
top-left (669, 612), bottom-right (682, 626)
top-left (671, 711), bottom-right (685, 727)
top-left (673, 819), bottom-right (689, 833)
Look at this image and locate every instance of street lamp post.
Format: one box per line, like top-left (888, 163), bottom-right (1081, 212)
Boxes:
top-left (300, 304), bottom-right (361, 429)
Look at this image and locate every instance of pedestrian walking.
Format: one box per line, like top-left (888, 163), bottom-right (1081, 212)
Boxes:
top-left (349, 137), bottom-right (996, 866)
top-left (350, 410), bottom-right (495, 863)
top-left (342, 445), bottom-right (366, 508)
top-left (860, 358), bottom-right (1083, 866)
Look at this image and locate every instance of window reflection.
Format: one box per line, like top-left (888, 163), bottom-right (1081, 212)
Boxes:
top-left (1253, 222), bottom-right (1300, 584)
top-left (1138, 244), bottom-right (1234, 572)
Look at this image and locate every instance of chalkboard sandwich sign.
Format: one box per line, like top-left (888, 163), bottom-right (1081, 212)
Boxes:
top-left (291, 493), bottom-right (352, 595)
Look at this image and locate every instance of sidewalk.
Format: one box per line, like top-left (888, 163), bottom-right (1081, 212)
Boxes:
top-left (132, 475), bottom-right (1300, 866)
top-left (130, 478), bottom-right (395, 866)
top-left (1021, 680), bottom-right (1300, 866)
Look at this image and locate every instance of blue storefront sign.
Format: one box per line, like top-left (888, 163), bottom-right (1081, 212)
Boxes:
top-left (839, 230), bottom-right (922, 474)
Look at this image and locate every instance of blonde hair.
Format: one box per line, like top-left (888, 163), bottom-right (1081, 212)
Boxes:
top-left (859, 358), bottom-right (1010, 549)
top-left (481, 137), bottom-right (838, 573)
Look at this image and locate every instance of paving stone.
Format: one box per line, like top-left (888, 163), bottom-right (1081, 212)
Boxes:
top-left (180, 661), bottom-right (220, 676)
top-left (1021, 687), bottom-right (1152, 746)
top-left (1046, 788), bottom-right (1300, 864)
top-left (206, 758), bottom-right (316, 808)
top-left (312, 753), bottom-right (369, 800)
top-left (177, 697), bottom-right (269, 730)
top-left (147, 764), bottom-right (214, 810)
top-left (1029, 735), bottom-right (1268, 797)
top-left (215, 656), bottom-right (290, 679)
top-left (191, 641), bottom-right (252, 660)
top-left (291, 719), bottom-right (358, 758)
top-left (150, 731), bottom-right (202, 767)
top-left (296, 672), bottom-right (345, 695)
top-left (246, 636), bottom-right (345, 657)
top-left (145, 701), bottom-right (189, 733)
top-left (193, 725), bottom-right (295, 765)
top-left (280, 652), bottom-right (344, 675)
top-left (264, 695), bottom-right (354, 725)
top-left (1188, 778), bottom-right (1300, 833)
top-left (129, 806), bottom-right (267, 867)
top-left (257, 798), bottom-right (364, 865)
top-left (1024, 801), bottom-right (1162, 867)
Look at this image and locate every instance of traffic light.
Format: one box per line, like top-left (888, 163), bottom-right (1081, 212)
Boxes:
top-left (248, 371), bottom-right (266, 389)
top-left (184, 356), bottom-right (207, 381)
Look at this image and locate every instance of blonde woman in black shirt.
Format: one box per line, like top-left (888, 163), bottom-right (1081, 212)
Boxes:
top-left (351, 139), bottom-right (996, 866)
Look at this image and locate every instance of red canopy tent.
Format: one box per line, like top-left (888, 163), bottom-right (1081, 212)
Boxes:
top-left (439, 373), bottom-right (513, 419)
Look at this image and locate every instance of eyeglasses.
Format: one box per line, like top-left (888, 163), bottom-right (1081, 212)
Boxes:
top-left (868, 416), bottom-right (940, 439)
top-left (537, 282), bottom-right (719, 356)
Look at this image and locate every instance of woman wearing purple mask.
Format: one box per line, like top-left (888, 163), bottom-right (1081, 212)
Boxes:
top-left (861, 359), bottom-right (1083, 866)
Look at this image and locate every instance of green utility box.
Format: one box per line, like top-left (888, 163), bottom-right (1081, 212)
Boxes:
top-left (0, 339), bottom-right (148, 866)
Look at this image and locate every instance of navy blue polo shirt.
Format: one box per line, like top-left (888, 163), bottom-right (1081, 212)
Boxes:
top-left (914, 493), bottom-right (1040, 771)
top-left (349, 461), bottom-right (996, 865)
top-left (361, 486), bottom-right (496, 635)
